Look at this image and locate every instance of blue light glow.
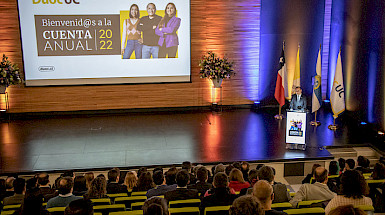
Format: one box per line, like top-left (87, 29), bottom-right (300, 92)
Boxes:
top-left (368, 52), bottom-right (377, 123)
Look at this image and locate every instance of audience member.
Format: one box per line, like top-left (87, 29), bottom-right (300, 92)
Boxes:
top-left (182, 161), bottom-right (197, 184)
top-left (232, 162), bottom-right (242, 170)
top-left (3, 178), bottom-right (26, 205)
top-left (26, 178), bottom-right (38, 191)
top-left (147, 170), bottom-right (177, 198)
top-left (106, 169), bottom-right (127, 194)
top-left (241, 161), bottom-right (250, 182)
top-left (84, 177), bottom-right (107, 199)
top-left (143, 196), bottom-right (169, 215)
top-left (329, 161), bottom-right (340, 175)
top-left (229, 195), bottom-right (264, 215)
top-left (5, 176), bottom-right (15, 198)
top-left (136, 172), bottom-right (155, 191)
top-left (37, 173), bottom-right (55, 197)
top-left (258, 166), bottom-right (291, 203)
top-left (63, 170), bottom-right (75, 179)
top-left (124, 171), bottom-right (138, 192)
top-left (46, 177), bottom-right (82, 208)
top-left (371, 163), bottom-right (385, 180)
top-left (240, 169), bottom-right (258, 195)
top-left (153, 167), bottom-right (164, 174)
top-left (355, 156), bottom-right (371, 174)
top-left (64, 199), bottom-right (93, 215)
top-left (44, 176), bottom-right (61, 202)
top-left (325, 170), bottom-right (372, 215)
top-left (84, 172), bottom-right (94, 190)
top-left (290, 167), bottom-right (336, 207)
top-left (256, 164), bottom-right (265, 171)
top-left (229, 168), bottom-right (250, 192)
top-left (165, 167), bottom-right (177, 186)
top-left (225, 165), bottom-right (235, 177)
top-left (302, 164), bottom-right (321, 184)
top-left (137, 167), bottom-right (148, 178)
top-left (200, 172), bottom-right (238, 214)
top-left (345, 159), bottom-right (356, 171)
top-left (214, 164), bottom-right (225, 175)
top-left (164, 169), bottom-right (198, 201)
top-left (15, 187), bottom-right (48, 215)
top-left (73, 176), bottom-right (87, 196)
top-left (338, 158), bottom-right (346, 174)
top-left (188, 166), bottom-right (212, 198)
top-left (253, 180), bottom-right (288, 215)
top-left (328, 204), bottom-right (366, 215)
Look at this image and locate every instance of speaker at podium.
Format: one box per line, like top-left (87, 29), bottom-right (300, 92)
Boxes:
top-left (286, 109), bottom-right (308, 150)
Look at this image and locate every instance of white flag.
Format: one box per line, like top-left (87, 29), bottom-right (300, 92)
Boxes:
top-left (312, 48), bottom-right (322, 113)
top-left (330, 50), bottom-right (345, 118)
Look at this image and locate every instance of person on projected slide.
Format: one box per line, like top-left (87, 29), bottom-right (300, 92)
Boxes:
top-left (137, 3), bottom-right (162, 59)
top-left (121, 4), bottom-right (142, 59)
top-left (155, 3), bottom-right (181, 58)
top-left (290, 86), bottom-right (307, 111)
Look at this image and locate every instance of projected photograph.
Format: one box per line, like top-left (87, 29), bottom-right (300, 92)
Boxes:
top-left (17, 0), bottom-right (190, 86)
top-left (121, 3), bottom-right (181, 59)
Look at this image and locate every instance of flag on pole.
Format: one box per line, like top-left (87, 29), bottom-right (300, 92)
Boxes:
top-left (292, 44), bottom-right (301, 96)
top-left (274, 45), bottom-right (287, 107)
top-left (312, 47), bottom-right (322, 113)
top-left (330, 49), bottom-right (345, 118)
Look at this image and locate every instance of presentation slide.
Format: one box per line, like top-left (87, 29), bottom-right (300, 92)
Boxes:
top-left (17, 0), bottom-right (191, 86)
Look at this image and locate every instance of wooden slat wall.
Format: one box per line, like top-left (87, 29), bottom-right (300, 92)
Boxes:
top-left (0, 0), bottom-right (260, 113)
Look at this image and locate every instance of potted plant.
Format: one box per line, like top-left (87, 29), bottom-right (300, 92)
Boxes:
top-left (0, 54), bottom-right (22, 93)
top-left (199, 51), bottom-right (235, 88)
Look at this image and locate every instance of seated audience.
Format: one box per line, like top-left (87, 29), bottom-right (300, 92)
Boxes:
top-left (328, 205), bottom-right (366, 215)
top-left (371, 162), bottom-right (385, 179)
top-left (229, 195), bottom-right (264, 215)
top-left (188, 166), bottom-right (212, 198)
top-left (164, 169), bottom-right (198, 201)
top-left (214, 164), bottom-right (226, 175)
top-left (165, 167), bottom-right (177, 186)
top-left (302, 164), bottom-right (321, 184)
top-left (136, 171), bottom-right (155, 192)
top-left (345, 159), bottom-right (356, 171)
top-left (325, 170), bottom-right (372, 214)
top-left (14, 187), bottom-right (48, 215)
top-left (355, 156), bottom-right (371, 174)
top-left (37, 173), bottom-right (55, 198)
top-left (83, 177), bottom-right (108, 199)
top-left (106, 169), bottom-right (127, 194)
top-left (5, 176), bottom-right (15, 198)
top-left (137, 167), bottom-right (148, 178)
top-left (229, 168), bottom-right (250, 192)
top-left (253, 180), bottom-right (288, 215)
top-left (124, 171), bottom-right (138, 192)
top-left (26, 178), bottom-right (38, 191)
top-left (143, 196), bottom-right (169, 215)
top-left (258, 166), bottom-right (291, 203)
top-left (290, 167), bottom-right (336, 207)
top-left (83, 172), bottom-right (94, 190)
top-left (226, 165), bottom-right (235, 177)
top-left (3, 178), bottom-right (26, 205)
top-left (329, 161), bottom-right (340, 175)
top-left (200, 172), bottom-right (238, 214)
top-left (73, 176), bottom-right (87, 196)
top-left (147, 170), bottom-right (177, 198)
top-left (64, 199), bottom-right (93, 215)
top-left (240, 169), bottom-right (258, 195)
top-left (182, 161), bottom-right (196, 184)
top-left (46, 177), bottom-right (82, 208)
top-left (338, 158), bottom-right (346, 174)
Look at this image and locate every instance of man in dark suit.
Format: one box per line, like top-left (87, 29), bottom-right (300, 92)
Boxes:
top-left (290, 86), bottom-right (307, 111)
top-left (106, 169), bottom-right (127, 194)
top-left (164, 170), bottom-right (199, 201)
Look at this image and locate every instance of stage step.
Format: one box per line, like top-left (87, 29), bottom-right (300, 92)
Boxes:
top-left (354, 147), bottom-right (378, 157)
top-left (327, 148), bottom-right (357, 158)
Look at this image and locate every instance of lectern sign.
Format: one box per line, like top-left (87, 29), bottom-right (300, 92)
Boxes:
top-left (286, 111), bottom-right (306, 144)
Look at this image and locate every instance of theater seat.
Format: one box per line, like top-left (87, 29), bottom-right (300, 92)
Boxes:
top-left (204, 205), bottom-right (231, 215)
top-left (169, 199), bottom-right (201, 208)
top-left (131, 201), bottom-right (144, 211)
top-left (283, 207), bottom-right (325, 215)
top-left (297, 200), bottom-right (324, 208)
top-left (130, 191), bottom-right (147, 196)
top-left (271, 202), bottom-right (293, 211)
top-left (90, 198), bottom-right (111, 205)
top-left (47, 206), bottom-right (66, 215)
top-left (114, 196), bottom-right (147, 210)
top-left (169, 207), bottom-right (200, 215)
top-left (1, 211), bottom-right (16, 215)
top-left (93, 204), bottom-right (126, 215)
top-left (2, 204), bottom-right (21, 211)
top-left (110, 211), bottom-right (143, 215)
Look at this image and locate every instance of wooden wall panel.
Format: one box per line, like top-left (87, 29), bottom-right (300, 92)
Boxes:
top-left (0, 0), bottom-right (260, 113)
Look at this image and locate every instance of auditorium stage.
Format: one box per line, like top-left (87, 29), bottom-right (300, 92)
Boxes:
top-left (0, 107), bottom-right (375, 174)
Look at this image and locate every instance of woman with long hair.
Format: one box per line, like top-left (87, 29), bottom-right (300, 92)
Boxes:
top-left (228, 169), bottom-right (250, 192)
top-left (121, 4), bottom-right (142, 59)
top-left (155, 2), bottom-right (181, 58)
top-left (84, 177), bottom-right (107, 199)
top-left (136, 172), bottom-right (155, 192)
top-left (124, 171), bottom-right (138, 192)
top-left (84, 172), bottom-right (94, 191)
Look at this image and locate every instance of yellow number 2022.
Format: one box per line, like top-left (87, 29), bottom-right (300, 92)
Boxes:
top-left (99, 29), bottom-right (112, 39)
top-left (100, 40), bottom-right (113, 49)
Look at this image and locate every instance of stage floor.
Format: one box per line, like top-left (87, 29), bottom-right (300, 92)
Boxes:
top-left (0, 108), bottom-right (372, 173)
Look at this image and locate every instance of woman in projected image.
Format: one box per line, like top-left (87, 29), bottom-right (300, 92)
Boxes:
top-left (155, 3), bottom-right (181, 58)
top-left (121, 4), bottom-right (142, 59)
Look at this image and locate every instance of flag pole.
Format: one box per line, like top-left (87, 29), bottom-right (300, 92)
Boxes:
top-left (328, 118), bottom-right (337, 130)
top-left (275, 106), bottom-right (283, 120)
top-left (310, 110), bottom-right (321, 126)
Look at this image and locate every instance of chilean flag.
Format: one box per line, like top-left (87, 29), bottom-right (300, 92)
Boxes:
top-left (274, 47), bottom-right (287, 107)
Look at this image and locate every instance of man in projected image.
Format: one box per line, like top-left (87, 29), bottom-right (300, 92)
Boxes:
top-left (137, 3), bottom-right (162, 59)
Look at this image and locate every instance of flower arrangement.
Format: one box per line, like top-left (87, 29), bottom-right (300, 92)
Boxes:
top-left (199, 51), bottom-right (235, 80)
top-left (0, 54), bottom-right (22, 87)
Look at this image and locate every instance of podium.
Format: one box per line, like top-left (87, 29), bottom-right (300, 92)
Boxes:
top-left (286, 110), bottom-right (307, 150)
